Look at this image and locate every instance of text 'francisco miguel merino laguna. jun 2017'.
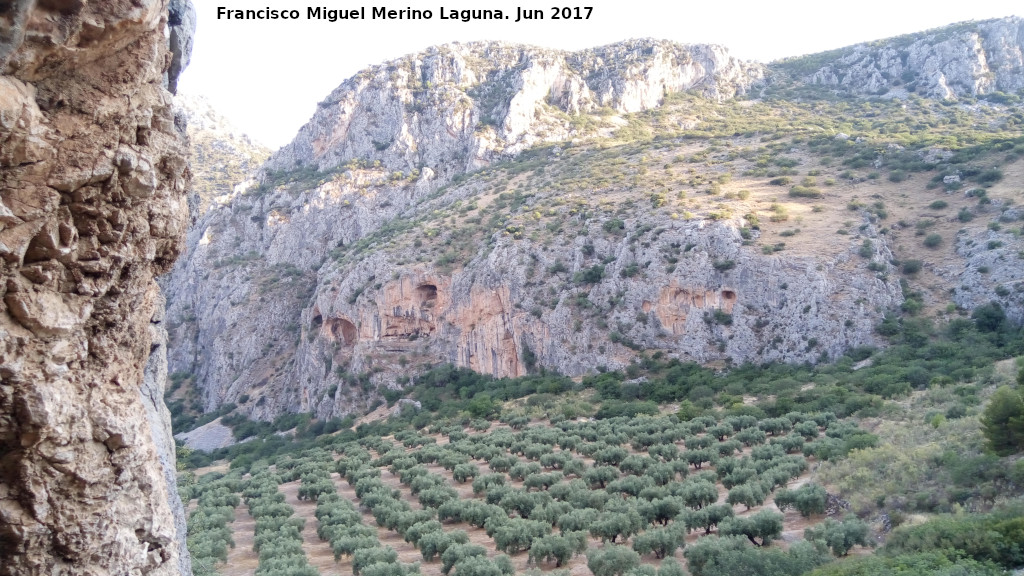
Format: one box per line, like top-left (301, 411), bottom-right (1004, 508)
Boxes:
top-left (216, 6), bottom-right (594, 23)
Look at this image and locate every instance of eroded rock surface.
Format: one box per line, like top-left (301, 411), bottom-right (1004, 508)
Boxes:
top-left (794, 17), bottom-right (1024, 99)
top-left (1, 1), bottom-right (191, 574)
top-left (267, 39), bottom-right (764, 175)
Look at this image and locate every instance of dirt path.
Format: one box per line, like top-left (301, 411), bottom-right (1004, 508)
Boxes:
top-left (280, 480), bottom-right (343, 576)
top-left (220, 503), bottom-right (257, 576)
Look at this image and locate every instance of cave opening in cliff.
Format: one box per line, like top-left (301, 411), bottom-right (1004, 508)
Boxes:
top-left (416, 284), bottom-right (438, 309)
top-left (328, 317), bottom-right (357, 346)
top-left (722, 290), bottom-right (736, 302)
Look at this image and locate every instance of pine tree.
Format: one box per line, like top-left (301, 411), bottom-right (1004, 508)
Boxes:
top-left (982, 386), bottom-right (1024, 456)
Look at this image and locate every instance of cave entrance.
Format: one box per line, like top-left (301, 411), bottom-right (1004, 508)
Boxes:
top-left (416, 284), bottom-right (438, 309)
top-left (721, 290), bottom-right (736, 302)
top-left (329, 318), bottom-right (357, 346)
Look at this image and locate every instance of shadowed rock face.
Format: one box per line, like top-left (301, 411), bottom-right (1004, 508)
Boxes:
top-left (1, 1), bottom-right (192, 574)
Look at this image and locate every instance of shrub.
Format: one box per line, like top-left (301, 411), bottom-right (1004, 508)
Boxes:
top-left (923, 233), bottom-right (942, 248)
top-left (805, 516), bottom-right (872, 556)
top-left (883, 510), bottom-right (1024, 568)
top-left (602, 219), bottom-right (625, 234)
top-left (804, 552), bottom-right (1003, 576)
top-left (573, 265), bottom-right (605, 284)
top-left (981, 386), bottom-right (1024, 455)
top-left (902, 259), bottom-right (923, 275)
top-left (976, 168), bottom-right (1004, 186)
top-left (789, 185), bottom-right (824, 198)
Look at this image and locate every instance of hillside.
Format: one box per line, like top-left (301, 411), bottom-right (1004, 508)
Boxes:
top-left (163, 15), bottom-right (1024, 576)
top-left (175, 93), bottom-right (271, 216)
top-left (184, 410), bottom-right (869, 576)
top-left (163, 21), bottom-right (1023, 424)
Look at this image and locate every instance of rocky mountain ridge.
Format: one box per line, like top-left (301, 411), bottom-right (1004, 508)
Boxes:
top-left (779, 16), bottom-right (1024, 99)
top-left (174, 92), bottom-right (271, 216)
top-left (164, 19), bottom-right (1024, 425)
top-left (266, 39), bottom-right (764, 177)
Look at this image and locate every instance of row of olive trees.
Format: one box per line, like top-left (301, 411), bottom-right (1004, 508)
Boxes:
top-left (186, 472), bottom-right (242, 576)
top-left (242, 469), bottom-right (318, 576)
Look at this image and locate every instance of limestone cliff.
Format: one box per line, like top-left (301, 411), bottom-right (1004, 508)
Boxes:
top-left (780, 17), bottom-right (1024, 99)
top-left (0, 1), bottom-right (192, 574)
top-left (164, 20), bottom-right (1023, 425)
top-left (162, 40), bottom-right (769, 417)
top-left (266, 40), bottom-right (764, 176)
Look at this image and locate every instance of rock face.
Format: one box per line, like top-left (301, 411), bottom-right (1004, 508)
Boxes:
top-left (162, 40), bottom-right (768, 418)
top-left (163, 23), bottom-right (1022, 426)
top-left (953, 200), bottom-right (1024, 325)
top-left (0, 1), bottom-right (191, 574)
top-left (266, 39), bottom-right (764, 175)
top-left (791, 17), bottom-right (1024, 99)
top-left (161, 39), bottom-right (904, 423)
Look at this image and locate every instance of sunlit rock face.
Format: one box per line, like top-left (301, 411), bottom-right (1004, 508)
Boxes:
top-left (802, 17), bottom-right (1024, 99)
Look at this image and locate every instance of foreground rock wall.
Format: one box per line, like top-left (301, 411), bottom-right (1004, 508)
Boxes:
top-left (0, 1), bottom-right (191, 574)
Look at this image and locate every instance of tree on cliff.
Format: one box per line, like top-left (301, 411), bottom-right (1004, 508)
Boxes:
top-left (982, 386), bottom-right (1024, 456)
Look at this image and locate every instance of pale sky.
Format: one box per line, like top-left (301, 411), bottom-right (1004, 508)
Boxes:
top-left (178, 0), bottom-right (1021, 149)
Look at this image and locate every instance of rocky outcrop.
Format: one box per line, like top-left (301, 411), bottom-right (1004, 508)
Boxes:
top-left (952, 201), bottom-right (1024, 325)
top-left (142, 293), bottom-right (191, 576)
top-left (166, 0), bottom-right (196, 95)
top-left (1, 1), bottom-right (191, 574)
top-left (174, 418), bottom-right (238, 452)
top-left (790, 17), bottom-right (1024, 99)
top-left (287, 219), bottom-right (899, 420)
top-left (266, 39), bottom-right (764, 175)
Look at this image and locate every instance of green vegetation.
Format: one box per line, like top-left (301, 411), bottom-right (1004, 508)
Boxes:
top-left (982, 385), bottom-right (1024, 455)
top-left (179, 30), bottom-right (1024, 576)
